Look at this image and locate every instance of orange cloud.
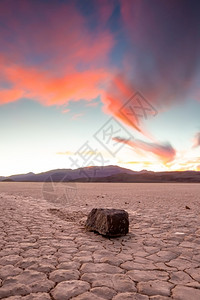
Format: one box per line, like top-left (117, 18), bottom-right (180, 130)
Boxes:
top-left (102, 74), bottom-right (158, 140)
top-left (0, 89), bottom-right (24, 105)
top-left (102, 75), bottom-right (141, 132)
top-left (0, 54), bottom-right (112, 106)
top-left (174, 156), bottom-right (200, 171)
top-left (56, 151), bottom-right (74, 156)
top-left (101, 73), bottom-right (176, 166)
top-left (114, 137), bottom-right (176, 164)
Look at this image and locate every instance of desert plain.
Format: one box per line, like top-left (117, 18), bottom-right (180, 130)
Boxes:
top-left (0, 182), bottom-right (200, 300)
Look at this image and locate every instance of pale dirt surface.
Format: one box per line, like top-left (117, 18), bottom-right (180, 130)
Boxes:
top-left (0, 182), bottom-right (200, 300)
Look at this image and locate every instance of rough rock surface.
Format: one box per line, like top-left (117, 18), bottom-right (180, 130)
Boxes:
top-left (0, 182), bottom-right (200, 299)
top-left (85, 208), bottom-right (129, 237)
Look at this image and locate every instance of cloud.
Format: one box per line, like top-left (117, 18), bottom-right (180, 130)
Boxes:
top-left (0, 58), bottom-right (111, 106)
top-left (102, 74), bottom-right (158, 137)
top-left (113, 137), bottom-right (176, 164)
top-left (86, 101), bottom-right (99, 107)
top-left (1, 0), bottom-right (200, 113)
top-left (119, 0), bottom-right (200, 109)
top-left (96, 0), bottom-right (115, 24)
top-left (193, 132), bottom-right (200, 148)
top-left (102, 74), bottom-right (140, 131)
top-left (172, 156), bottom-right (200, 171)
top-left (0, 0), bottom-right (198, 171)
top-left (72, 113), bottom-right (84, 120)
top-left (1, 0), bottom-right (200, 114)
top-left (0, 1), bottom-right (114, 67)
top-left (0, 88), bottom-right (24, 105)
top-left (118, 159), bottom-right (153, 167)
top-left (56, 151), bottom-right (74, 156)
top-left (100, 1), bottom-right (200, 167)
top-left (100, 1), bottom-right (200, 136)
top-left (62, 109), bottom-right (70, 114)
top-left (0, 1), bottom-right (114, 106)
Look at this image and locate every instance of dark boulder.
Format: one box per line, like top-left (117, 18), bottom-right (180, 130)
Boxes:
top-left (85, 208), bottom-right (129, 237)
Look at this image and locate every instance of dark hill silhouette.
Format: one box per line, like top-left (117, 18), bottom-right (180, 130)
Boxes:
top-left (87, 170), bottom-right (200, 183)
top-left (0, 166), bottom-right (200, 183)
top-left (0, 166), bottom-right (135, 182)
top-left (2, 178), bottom-right (15, 182)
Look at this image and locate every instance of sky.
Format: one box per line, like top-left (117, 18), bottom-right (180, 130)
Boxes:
top-left (0, 0), bottom-right (200, 176)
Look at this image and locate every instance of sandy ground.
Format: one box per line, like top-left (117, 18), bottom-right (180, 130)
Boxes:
top-left (0, 182), bottom-right (200, 299)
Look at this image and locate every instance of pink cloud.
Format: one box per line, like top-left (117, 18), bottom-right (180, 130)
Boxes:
top-left (192, 132), bottom-right (200, 148)
top-left (102, 74), bottom-right (141, 132)
top-left (62, 109), bottom-right (70, 114)
top-left (0, 1), bottom-right (114, 67)
top-left (0, 89), bottom-right (24, 105)
top-left (72, 113), bottom-right (84, 120)
top-left (97, 0), bottom-right (115, 23)
top-left (86, 101), bottom-right (99, 107)
top-left (114, 137), bottom-right (176, 164)
top-left (0, 1), bottom-right (114, 106)
top-left (102, 74), bottom-right (158, 141)
top-left (0, 58), bottom-right (111, 106)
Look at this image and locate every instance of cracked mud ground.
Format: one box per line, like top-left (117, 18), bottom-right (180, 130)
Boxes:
top-left (0, 182), bottom-right (200, 300)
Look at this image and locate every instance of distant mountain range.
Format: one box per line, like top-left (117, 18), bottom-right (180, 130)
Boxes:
top-left (1, 165), bottom-right (200, 183)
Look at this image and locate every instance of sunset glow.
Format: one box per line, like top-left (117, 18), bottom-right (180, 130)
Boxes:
top-left (0, 0), bottom-right (200, 176)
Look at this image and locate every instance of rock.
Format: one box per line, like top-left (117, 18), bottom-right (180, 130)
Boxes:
top-left (185, 206), bottom-right (190, 209)
top-left (85, 208), bottom-right (129, 237)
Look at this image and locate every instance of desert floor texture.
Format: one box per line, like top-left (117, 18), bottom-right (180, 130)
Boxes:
top-left (0, 182), bottom-right (200, 300)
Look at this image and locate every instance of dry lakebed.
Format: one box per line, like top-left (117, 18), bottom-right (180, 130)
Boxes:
top-left (0, 182), bottom-right (200, 300)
